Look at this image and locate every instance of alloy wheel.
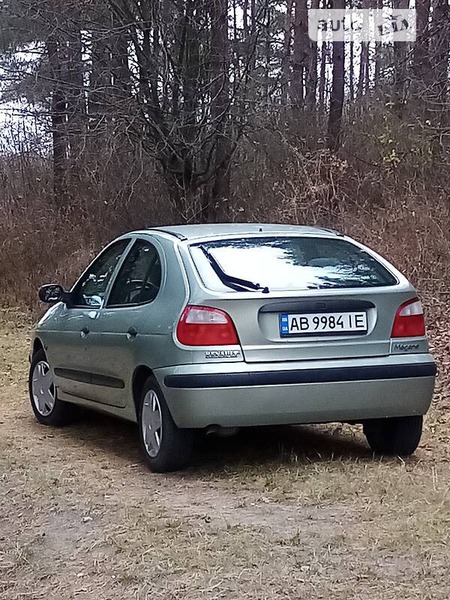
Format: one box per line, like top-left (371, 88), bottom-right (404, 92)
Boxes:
top-left (31, 360), bottom-right (56, 417)
top-left (141, 389), bottom-right (163, 458)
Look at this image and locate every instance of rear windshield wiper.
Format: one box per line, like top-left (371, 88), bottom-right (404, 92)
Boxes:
top-left (199, 245), bottom-right (270, 294)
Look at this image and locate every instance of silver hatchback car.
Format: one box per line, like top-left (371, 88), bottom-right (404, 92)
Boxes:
top-left (30, 224), bottom-right (436, 471)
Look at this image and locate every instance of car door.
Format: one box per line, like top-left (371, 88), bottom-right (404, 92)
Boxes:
top-left (50, 238), bottom-right (132, 402)
top-left (81, 237), bottom-right (164, 407)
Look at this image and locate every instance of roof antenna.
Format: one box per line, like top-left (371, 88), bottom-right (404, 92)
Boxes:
top-left (259, 227), bottom-right (263, 232)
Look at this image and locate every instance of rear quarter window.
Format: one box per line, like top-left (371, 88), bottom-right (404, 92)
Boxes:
top-left (190, 237), bottom-right (398, 291)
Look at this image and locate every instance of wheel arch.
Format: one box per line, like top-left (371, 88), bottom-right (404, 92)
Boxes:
top-left (132, 365), bottom-right (154, 418)
top-left (32, 337), bottom-right (45, 357)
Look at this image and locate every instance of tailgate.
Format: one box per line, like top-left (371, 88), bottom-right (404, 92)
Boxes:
top-left (208, 290), bottom-right (414, 363)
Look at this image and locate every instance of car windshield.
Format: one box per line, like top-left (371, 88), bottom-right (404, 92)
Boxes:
top-left (190, 237), bottom-right (397, 291)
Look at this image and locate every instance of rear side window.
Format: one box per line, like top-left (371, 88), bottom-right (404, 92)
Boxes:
top-left (107, 240), bottom-right (162, 306)
top-left (191, 237), bottom-right (397, 291)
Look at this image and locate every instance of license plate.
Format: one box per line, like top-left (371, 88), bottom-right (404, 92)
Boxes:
top-left (279, 312), bottom-right (367, 336)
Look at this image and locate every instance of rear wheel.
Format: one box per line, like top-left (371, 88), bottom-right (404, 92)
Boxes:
top-left (363, 415), bottom-right (423, 456)
top-left (138, 376), bottom-right (194, 473)
top-left (29, 349), bottom-right (75, 427)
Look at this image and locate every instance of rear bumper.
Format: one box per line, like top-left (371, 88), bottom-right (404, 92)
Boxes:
top-left (155, 354), bottom-right (436, 429)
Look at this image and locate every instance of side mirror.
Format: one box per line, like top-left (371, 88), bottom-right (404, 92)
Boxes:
top-left (38, 284), bottom-right (67, 304)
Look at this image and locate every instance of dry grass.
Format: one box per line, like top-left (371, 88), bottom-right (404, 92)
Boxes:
top-left (1, 309), bottom-right (450, 599)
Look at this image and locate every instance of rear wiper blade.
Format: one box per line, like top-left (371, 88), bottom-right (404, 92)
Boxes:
top-left (199, 245), bottom-right (269, 294)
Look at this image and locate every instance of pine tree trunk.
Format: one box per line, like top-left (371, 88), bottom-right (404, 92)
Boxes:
top-left (243, 0), bottom-right (249, 38)
top-left (306, 0), bottom-right (319, 109)
top-left (393, 0), bottom-right (410, 117)
top-left (412, 0), bottom-right (432, 96)
top-left (374, 0), bottom-right (382, 88)
top-left (357, 42), bottom-right (369, 97)
top-left (47, 34), bottom-right (67, 204)
top-left (291, 0), bottom-right (308, 108)
top-left (111, 15), bottom-right (132, 101)
top-left (357, 0), bottom-right (370, 98)
top-left (327, 0), bottom-right (345, 151)
top-left (263, 5), bottom-right (271, 107)
top-left (208, 0), bottom-right (231, 222)
top-left (281, 0), bottom-right (294, 105)
top-left (89, 31), bottom-right (111, 129)
top-left (432, 0), bottom-right (449, 127)
top-left (349, 39), bottom-right (355, 102)
top-left (318, 41), bottom-right (327, 112)
top-left (66, 26), bottom-right (85, 162)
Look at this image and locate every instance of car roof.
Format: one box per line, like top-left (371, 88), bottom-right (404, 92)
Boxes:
top-left (133, 223), bottom-right (341, 242)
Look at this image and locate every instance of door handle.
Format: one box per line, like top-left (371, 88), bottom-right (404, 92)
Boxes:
top-left (80, 326), bottom-right (90, 338)
top-left (127, 327), bottom-right (138, 338)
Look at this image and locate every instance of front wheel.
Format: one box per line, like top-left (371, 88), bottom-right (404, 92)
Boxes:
top-left (138, 376), bottom-right (194, 473)
top-left (363, 415), bottom-right (423, 456)
top-left (29, 349), bottom-right (75, 427)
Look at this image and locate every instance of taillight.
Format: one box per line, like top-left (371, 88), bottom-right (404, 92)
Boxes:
top-left (391, 298), bottom-right (425, 338)
top-left (176, 305), bottom-right (239, 346)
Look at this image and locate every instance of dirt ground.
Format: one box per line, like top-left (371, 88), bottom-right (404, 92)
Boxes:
top-left (1, 308), bottom-right (450, 600)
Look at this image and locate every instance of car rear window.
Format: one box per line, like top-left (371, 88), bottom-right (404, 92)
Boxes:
top-left (190, 237), bottom-right (397, 291)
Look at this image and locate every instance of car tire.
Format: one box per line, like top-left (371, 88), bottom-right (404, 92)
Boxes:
top-left (29, 348), bottom-right (75, 427)
top-left (363, 415), bottom-right (423, 456)
top-left (138, 376), bottom-right (194, 473)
